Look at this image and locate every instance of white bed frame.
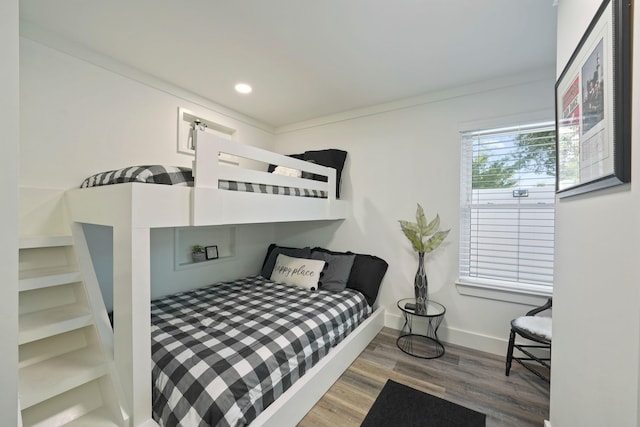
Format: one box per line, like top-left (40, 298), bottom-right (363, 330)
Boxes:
top-left (252, 307), bottom-right (383, 427)
top-left (65, 132), bottom-right (379, 426)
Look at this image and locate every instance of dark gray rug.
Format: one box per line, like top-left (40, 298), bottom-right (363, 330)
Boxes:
top-left (360, 380), bottom-right (486, 427)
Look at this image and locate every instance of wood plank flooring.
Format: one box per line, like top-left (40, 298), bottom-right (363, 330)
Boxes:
top-left (298, 327), bottom-right (550, 427)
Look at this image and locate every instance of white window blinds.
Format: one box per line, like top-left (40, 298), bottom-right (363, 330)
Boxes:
top-left (460, 122), bottom-right (556, 288)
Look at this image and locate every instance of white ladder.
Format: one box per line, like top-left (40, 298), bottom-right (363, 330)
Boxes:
top-left (18, 228), bottom-right (128, 426)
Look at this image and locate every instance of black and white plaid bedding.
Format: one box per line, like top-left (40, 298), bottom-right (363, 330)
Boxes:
top-left (218, 180), bottom-right (326, 198)
top-left (81, 166), bottom-right (194, 188)
top-left (151, 276), bottom-right (371, 427)
top-left (80, 165), bottom-right (327, 198)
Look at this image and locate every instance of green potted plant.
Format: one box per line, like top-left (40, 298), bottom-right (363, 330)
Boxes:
top-left (399, 204), bottom-right (450, 314)
top-left (191, 244), bottom-right (206, 263)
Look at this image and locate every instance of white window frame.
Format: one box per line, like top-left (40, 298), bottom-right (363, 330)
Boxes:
top-left (457, 121), bottom-right (555, 303)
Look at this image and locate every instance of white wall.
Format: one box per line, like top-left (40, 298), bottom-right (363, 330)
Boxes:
top-left (20, 38), bottom-right (279, 301)
top-left (1, 1), bottom-right (19, 424)
top-left (273, 70), bottom-right (556, 354)
top-left (20, 38), bottom-right (274, 189)
top-left (551, 1), bottom-right (640, 426)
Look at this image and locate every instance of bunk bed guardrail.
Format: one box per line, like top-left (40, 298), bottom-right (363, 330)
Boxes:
top-left (191, 133), bottom-right (346, 225)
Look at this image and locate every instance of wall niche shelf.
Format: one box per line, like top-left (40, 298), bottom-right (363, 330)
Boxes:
top-left (174, 226), bottom-right (236, 271)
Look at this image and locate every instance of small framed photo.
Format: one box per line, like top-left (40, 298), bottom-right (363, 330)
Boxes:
top-left (205, 245), bottom-right (219, 260)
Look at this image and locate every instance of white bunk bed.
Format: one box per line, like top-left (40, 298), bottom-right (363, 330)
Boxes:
top-left (65, 132), bottom-right (383, 426)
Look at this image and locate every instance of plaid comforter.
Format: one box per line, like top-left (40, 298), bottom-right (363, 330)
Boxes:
top-left (81, 165), bottom-right (194, 187)
top-left (150, 276), bottom-right (371, 427)
top-left (80, 165), bottom-right (327, 198)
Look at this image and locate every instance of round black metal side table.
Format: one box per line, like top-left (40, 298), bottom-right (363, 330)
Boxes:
top-left (396, 298), bottom-right (446, 359)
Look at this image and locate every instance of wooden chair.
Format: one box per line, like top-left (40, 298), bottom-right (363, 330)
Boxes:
top-left (505, 298), bottom-right (552, 383)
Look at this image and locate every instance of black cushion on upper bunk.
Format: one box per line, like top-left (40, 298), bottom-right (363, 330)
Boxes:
top-left (260, 243), bottom-right (312, 278)
top-left (289, 153), bottom-right (306, 161)
top-left (268, 149), bottom-right (348, 198)
top-left (312, 247), bottom-right (388, 306)
top-left (302, 149), bottom-right (347, 198)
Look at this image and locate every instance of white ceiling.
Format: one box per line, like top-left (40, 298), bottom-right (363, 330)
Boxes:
top-left (19, 0), bottom-right (557, 128)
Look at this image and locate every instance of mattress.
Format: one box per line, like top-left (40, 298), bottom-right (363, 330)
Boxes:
top-left (80, 165), bottom-right (327, 198)
top-left (150, 276), bottom-right (371, 427)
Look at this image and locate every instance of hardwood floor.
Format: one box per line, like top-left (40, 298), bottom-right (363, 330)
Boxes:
top-left (298, 327), bottom-right (550, 427)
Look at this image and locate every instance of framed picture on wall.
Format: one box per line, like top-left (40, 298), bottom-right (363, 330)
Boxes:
top-left (205, 245), bottom-right (219, 260)
top-left (555, 0), bottom-right (632, 198)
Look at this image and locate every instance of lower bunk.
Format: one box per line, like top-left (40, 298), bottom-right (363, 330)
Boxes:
top-left (150, 275), bottom-right (384, 427)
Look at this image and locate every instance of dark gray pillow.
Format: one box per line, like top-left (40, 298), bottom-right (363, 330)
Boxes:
top-left (312, 247), bottom-right (388, 306)
top-left (311, 251), bottom-right (356, 292)
top-left (261, 244), bottom-right (312, 278)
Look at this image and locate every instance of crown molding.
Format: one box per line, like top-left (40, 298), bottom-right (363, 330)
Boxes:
top-left (275, 66), bottom-right (555, 135)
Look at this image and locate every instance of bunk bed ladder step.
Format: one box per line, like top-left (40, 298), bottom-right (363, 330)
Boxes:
top-left (18, 234), bottom-right (128, 427)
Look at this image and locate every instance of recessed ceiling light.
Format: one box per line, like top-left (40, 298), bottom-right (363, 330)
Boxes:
top-left (234, 83), bottom-right (252, 94)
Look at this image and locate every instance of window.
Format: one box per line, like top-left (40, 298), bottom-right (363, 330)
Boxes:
top-left (459, 122), bottom-right (555, 294)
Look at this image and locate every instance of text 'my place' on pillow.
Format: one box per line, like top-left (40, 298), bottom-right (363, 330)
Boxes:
top-left (311, 251), bottom-right (355, 292)
top-left (270, 254), bottom-right (325, 291)
top-left (261, 244), bottom-right (312, 278)
top-left (313, 247), bottom-right (388, 306)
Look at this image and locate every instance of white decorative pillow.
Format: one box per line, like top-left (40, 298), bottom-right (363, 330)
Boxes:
top-left (273, 166), bottom-right (302, 178)
top-left (270, 254), bottom-right (325, 291)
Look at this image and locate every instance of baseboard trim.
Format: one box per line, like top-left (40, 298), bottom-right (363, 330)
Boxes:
top-left (544, 420), bottom-right (552, 427)
top-left (384, 311), bottom-right (508, 356)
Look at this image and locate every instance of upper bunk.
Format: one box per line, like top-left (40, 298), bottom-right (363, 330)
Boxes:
top-left (65, 131), bottom-right (349, 229)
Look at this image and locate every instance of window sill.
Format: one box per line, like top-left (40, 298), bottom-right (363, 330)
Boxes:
top-left (456, 278), bottom-right (552, 306)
